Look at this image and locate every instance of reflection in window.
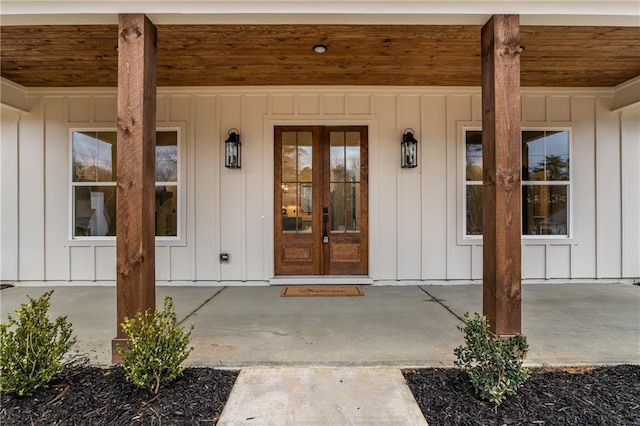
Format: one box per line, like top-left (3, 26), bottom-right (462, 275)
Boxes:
top-left (522, 186), bottom-right (567, 235)
top-left (155, 186), bottom-right (178, 236)
top-left (466, 185), bottom-right (483, 236)
top-left (71, 130), bottom-right (179, 238)
top-left (73, 131), bottom-right (117, 182)
top-left (464, 129), bottom-right (570, 237)
top-left (74, 186), bottom-right (116, 236)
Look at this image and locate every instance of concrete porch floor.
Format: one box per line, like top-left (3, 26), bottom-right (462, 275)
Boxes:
top-left (1, 283), bottom-right (638, 368)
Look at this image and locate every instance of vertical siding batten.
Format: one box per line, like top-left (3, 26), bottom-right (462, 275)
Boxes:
top-left (0, 112), bottom-right (20, 280)
top-left (219, 95), bottom-right (243, 281)
top-left (620, 109), bottom-right (640, 279)
top-left (245, 94), bottom-right (269, 281)
top-left (447, 95), bottom-right (473, 279)
top-left (396, 96), bottom-right (402, 280)
top-left (45, 96), bottom-right (70, 280)
top-left (240, 94), bottom-right (247, 282)
top-left (398, 94), bottom-right (422, 279)
top-left (421, 94), bottom-right (448, 280)
top-left (374, 94), bottom-right (398, 279)
top-left (194, 95), bottom-right (218, 280)
top-left (18, 96), bottom-right (45, 280)
top-left (595, 95), bottom-right (623, 278)
top-left (571, 96), bottom-right (597, 278)
top-left (189, 95), bottom-right (197, 281)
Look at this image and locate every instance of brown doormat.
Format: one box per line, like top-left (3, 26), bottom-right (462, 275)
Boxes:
top-left (280, 285), bottom-right (364, 297)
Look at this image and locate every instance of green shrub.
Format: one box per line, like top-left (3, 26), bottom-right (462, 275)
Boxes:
top-left (454, 312), bottom-right (530, 406)
top-left (0, 290), bottom-right (76, 396)
top-left (116, 296), bottom-right (194, 394)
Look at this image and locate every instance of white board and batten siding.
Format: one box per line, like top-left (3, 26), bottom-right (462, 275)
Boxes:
top-left (1, 87), bottom-right (638, 284)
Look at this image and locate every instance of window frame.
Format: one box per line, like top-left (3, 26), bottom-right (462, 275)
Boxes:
top-left (460, 123), bottom-right (573, 242)
top-left (68, 126), bottom-right (184, 243)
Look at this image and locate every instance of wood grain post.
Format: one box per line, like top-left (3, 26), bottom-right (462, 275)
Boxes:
top-left (112, 14), bottom-right (157, 363)
top-left (481, 15), bottom-right (522, 336)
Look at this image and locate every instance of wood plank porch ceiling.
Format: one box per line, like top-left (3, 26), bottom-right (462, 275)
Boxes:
top-left (2, 24), bottom-right (639, 88)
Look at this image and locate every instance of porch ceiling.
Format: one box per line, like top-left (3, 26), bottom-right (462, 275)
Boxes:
top-left (1, 24), bottom-right (639, 88)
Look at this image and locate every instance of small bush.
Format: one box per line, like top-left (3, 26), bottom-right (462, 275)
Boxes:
top-left (116, 296), bottom-right (194, 394)
top-left (454, 312), bottom-right (529, 406)
top-left (0, 290), bottom-right (76, 396)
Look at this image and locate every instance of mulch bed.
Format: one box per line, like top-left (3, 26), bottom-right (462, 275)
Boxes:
top-left (404, 364), bottom-right (640, 425)
top-left (2, 364), bottom-right (638, 425)
top-left (0, 364), bottom-right (238, 425)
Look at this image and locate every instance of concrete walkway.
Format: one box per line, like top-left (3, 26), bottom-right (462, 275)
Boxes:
top-left (218, 367), bottom-right (427, 426)
top-left (1, 283), bottom-right (638, 424)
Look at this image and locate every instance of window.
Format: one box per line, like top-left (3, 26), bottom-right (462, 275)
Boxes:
top-left (464, 129), bottom-right (570, 237)
top-left (71, 130), bottom-right (179, 238)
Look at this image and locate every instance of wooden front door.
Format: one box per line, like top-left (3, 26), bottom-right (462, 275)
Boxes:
top-left (274, 126), bottom-right (368, 275)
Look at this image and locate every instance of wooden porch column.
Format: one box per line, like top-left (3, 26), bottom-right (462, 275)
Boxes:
top-left (481, 15), bottom-right (522, 336)
top-left (112, 14), bottom-right (157, 362)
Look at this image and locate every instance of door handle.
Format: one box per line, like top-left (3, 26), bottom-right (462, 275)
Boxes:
top-left (322, 207), bottom-right (329, 243)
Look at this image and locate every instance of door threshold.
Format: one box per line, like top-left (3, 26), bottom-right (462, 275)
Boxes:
top-left (270, 276), bottom-right (373, 285)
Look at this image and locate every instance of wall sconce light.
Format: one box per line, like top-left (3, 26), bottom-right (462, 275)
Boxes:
top-left (401, 128), bottom-right (418, 168)
top-left (225, 128), bottom-right (241, 169)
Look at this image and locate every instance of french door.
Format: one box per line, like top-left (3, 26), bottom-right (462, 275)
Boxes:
top-left (274, 126), bottom-right (368, 275)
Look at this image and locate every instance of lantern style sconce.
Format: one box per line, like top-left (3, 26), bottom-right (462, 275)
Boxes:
top-left (401, 128), bottom-right (418, 168)
top-left (225, 128), bottom-right (241, 169)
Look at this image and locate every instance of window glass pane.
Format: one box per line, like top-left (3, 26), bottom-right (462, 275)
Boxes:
top-left (330, 182), bottom-right (345, 232)
top-left (330, 132), bottom-right (345, 182)
top-left (466, 185), bottom-right (483, 235)
top-left (465, 131), bottom-right (483, 181)
top-left (522, 185), bottom-right (568, 236)
top-left (155, 185), bottom-right (178, 236)
top-left (523, 131), bottom-right (569, 181)
top-left (297, 132), bottom-right (313, 183)
top-left (281, 132), bottom-right (297, 182)
top-left (522, 131), bottom-right (545, 181)
top-left (345, 183), bottom-right (360, 232)
top-left (72, 131), bottom-right (117, 182)
top-left (345, 132), bottom-right (361, 182)
top-left (544, 131), bottom-right (570, 181)
top-left (74, 186), bottom-right (116, 237)
top-left (156, 131), bottom-right (178, 182)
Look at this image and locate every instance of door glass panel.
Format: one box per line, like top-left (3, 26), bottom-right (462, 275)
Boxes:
top-left (281, 131), bottom-right (313, 233)
top-left (345, 183), bottom-right (360, 232)
top-left (345, 132), bottom-right (361, 182)
top-left (281, 183), bottom-right (298, 233)
top-left (330, 182), bottom-right (345, 232)
top-left (298, 183), bottom-right (313, 233)
top-left (330, 132), bottom-right (345, 181)
top-left (298, 132), bottom-right (313, 182)
top-left (329, 131), bottom-right (361, 233)
top-left (281, 132), bottom-right (297, 182)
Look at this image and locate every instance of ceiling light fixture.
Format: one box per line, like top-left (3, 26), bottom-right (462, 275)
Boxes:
top-left (312, 44), bottom-right (327, 54)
